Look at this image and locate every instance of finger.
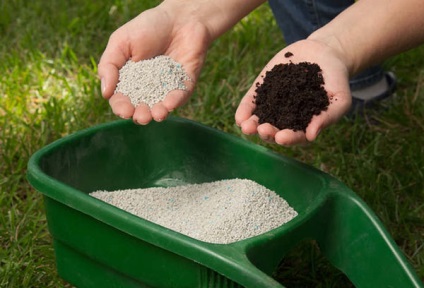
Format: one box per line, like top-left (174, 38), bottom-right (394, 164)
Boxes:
top-left (240, 115), bottom-right (260, 135)
top-left (304, 113), bottom-right (329, 142)
top-left (133, 103), bottom-right (153, 125)
top-left (151, 102), bottom-right (169, 122)
top-left (98, 34), bottom-right (130, 99)
top-left (305, 91), bottom-right (351, 141)
top-left (235, 75), bottom-right (264, 126)
top-left (161, 80), bottom-right (194, 112)
top-left (109, 93), bottom-right (135, 119)
top-left (274, 129), bottom-right (307, 146)
top-left (235, 100), bottom-right (256, 127)
top-left (257, 123), bottom-right (279, 142)
top-left (98, 63), bottom-right (120, 99)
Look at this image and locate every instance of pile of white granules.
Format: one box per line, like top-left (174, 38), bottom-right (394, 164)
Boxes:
top-left (90, 179), bottom-right (298, 244)
top-left (115, 55), bottom-right (190, 108)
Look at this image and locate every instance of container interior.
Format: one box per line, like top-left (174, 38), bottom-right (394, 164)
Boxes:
top-left (37, 118), bottom-right (328, 215)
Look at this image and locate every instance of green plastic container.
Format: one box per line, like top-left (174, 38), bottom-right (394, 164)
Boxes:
top-left (27, 117), bottom-right (423, 288)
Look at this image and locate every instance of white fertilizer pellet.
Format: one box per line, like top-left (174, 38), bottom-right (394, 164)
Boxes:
top-left (90, 179), bottom-right (298, 244)
top-left (115, 55), bottom-right (190, 108)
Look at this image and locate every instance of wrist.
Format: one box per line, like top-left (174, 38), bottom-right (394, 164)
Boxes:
top-left (307, 30), bottom-right (357, 77)
top-left (159, 0), bottom-right (266, 41)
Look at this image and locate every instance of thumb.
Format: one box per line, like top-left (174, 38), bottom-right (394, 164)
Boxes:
top-left (97, 35), bottom-right (130, 99)
top-left (305, 90), bottom-right (352, 141)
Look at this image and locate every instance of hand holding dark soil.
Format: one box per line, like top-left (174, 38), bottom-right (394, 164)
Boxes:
top-left (235, 39), bottom-right (351, 146)
top-left (253, 61), bottom-right (330, 132)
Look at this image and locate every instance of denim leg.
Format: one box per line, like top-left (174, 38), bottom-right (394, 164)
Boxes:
top-left (268, 0), bottom-right (385, 89)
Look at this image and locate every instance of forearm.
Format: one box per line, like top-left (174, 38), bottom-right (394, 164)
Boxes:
top-left (159, 0), bottom-right (266, 41)
top-left (308, 0), bottom-right (424, 76)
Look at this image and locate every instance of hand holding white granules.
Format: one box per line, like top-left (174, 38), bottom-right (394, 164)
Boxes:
top-left (115, 56), bottom-right (190, 108)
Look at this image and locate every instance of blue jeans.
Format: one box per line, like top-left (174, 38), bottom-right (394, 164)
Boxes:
top-left (268, 0), bottom-right (385, 90)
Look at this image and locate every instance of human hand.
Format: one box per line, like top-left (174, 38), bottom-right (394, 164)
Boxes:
top-left (98, 3), bottom-right (211, 124)
top-left (235, 39), bottom-right (351, 146)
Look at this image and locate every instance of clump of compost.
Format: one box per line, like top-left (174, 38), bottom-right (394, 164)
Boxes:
top-left (115, 55), bottom-right (190, 108)
top-left (253, 58), bottom-right (330, 132)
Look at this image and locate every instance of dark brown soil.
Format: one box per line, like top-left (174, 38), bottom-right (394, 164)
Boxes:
top-left (252, 60), bottom-right (330, 132)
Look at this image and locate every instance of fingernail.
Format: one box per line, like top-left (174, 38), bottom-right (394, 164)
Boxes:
top-left (117, 114), bottom-right (129, 120)
top-left (133, 119), bottom-right (148, 125)
top-left (133, 119), bottom-right (141, 125)
top-left (101, 78), bottom-right (106, 94)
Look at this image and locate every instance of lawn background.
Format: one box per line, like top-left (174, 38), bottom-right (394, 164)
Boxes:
top-left (0, 0), bottom-right (423, 287)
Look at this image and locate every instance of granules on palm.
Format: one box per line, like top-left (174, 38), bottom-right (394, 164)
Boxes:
top-left (115, 56), bottom-right (190, 108)
top-left (253, 61), bottom-right (329, 132)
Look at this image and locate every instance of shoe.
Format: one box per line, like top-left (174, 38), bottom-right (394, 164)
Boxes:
top-left (347, 71), bottom-right (397, 118)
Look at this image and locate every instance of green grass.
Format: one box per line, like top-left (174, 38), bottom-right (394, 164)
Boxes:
top-left (1, 0), bottom-right (423, 287)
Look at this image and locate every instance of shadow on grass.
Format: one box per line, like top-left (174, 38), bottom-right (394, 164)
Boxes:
top-left (274, 240), bottom-right (354, 288)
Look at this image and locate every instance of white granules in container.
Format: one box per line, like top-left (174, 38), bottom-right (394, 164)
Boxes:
top-left (90, 179), bottom-right (298, 244)
top-left (115, 55), bottom-right (190, 108)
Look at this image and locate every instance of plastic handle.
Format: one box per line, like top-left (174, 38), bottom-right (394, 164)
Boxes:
top-left (215, 253), bottom-right (287, 288)
top-left (314, 192), bottom-right (423, 288)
